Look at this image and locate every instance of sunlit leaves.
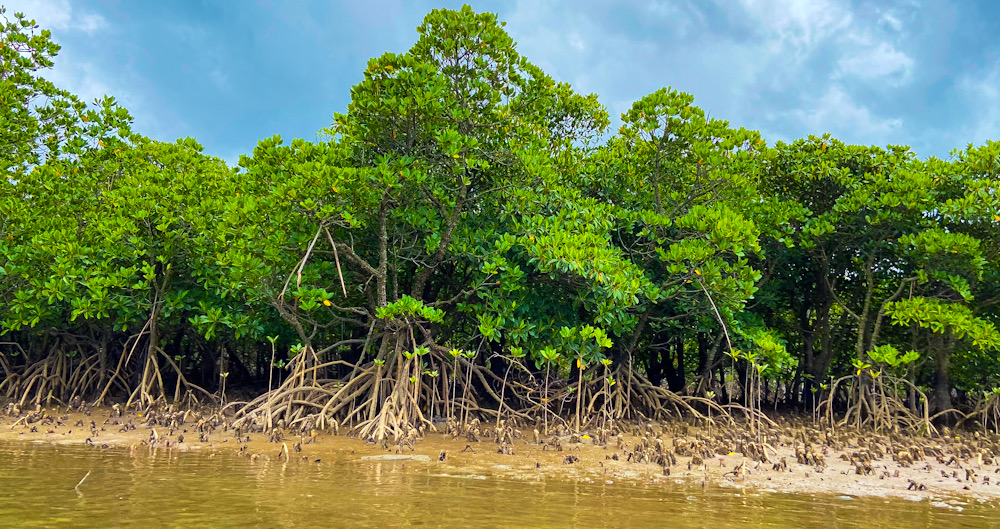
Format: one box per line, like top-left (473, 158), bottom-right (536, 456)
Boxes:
top-left (888, 298), bottom-right (1000, 350)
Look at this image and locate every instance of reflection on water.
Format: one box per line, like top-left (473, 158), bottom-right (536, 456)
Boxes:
top-left (0, 441), bottom-right (994, 528)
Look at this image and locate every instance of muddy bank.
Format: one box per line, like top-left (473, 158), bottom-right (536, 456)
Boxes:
top-left (0, 404), bottom-right (995, 507)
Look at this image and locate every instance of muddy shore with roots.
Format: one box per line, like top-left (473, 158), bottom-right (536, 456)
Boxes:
top-left (2, 402), bottom-right (998, 508)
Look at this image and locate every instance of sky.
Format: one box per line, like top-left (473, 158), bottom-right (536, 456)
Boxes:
top-left (5, 0), bottom-right (1000, 165)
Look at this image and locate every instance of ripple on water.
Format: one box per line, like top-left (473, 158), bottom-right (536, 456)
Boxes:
top-left (0, 441), bottom-right (997, 529)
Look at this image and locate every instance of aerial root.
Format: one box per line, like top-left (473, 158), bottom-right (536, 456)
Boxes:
top-left (818, 374), bottom-right (936, 435)
top-left (223, 338), bottom-right (513, 442)
top-left (1, 350), bottom-right (119, 408)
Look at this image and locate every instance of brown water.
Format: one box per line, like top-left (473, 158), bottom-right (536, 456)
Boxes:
top-left (0, 441), bottom-right (994, 528)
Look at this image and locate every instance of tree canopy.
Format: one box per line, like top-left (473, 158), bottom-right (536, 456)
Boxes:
top-left (2, 5), bottom-right (999, 438)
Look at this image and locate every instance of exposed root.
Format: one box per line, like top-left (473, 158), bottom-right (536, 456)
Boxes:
top-left (819, 374), bottom-right (935, 435)
top-left (956, 391), bottom-right (999, 433)
top-left (1, 348), bottom-right (115, 408)
top-left (223, 325), bottom-right (511, 442)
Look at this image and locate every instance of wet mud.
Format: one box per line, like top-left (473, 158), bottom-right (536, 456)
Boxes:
top-left (3, 403), bottom-right (999, 509)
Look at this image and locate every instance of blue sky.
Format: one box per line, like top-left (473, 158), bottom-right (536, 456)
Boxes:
top-left (7, 0), bottom-right (1000, 164)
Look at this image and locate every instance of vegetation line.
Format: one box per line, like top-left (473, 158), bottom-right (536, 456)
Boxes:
top-left (1, 5), bottom-right (999, 441)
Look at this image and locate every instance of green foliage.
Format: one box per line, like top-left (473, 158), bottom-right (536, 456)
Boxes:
top-left (2, 3), bottom-right (999, 414)
top-left (887, 298), bottom-right (1000, 350)
top-left (867, 345), bottom-right (919, 369)
top-left (376, 296), bottom-right (444, 323)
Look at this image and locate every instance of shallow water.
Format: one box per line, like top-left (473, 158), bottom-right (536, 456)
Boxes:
top-left (0, 441), bottom-right (994, 528)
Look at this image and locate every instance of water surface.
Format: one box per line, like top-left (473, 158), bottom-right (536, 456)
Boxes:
top-left (0, 441), bottom-right (993, 528)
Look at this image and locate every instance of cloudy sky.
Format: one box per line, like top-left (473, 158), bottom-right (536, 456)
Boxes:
top-left (6, 0), bottom-right (999, 163)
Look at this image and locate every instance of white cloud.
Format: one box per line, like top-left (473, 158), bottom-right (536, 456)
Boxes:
top-left (718, 0), bottom-right (916, 140)
top-left (4, 0), bottom-right (114, 104)
top-left (43, 58), bottom-right (112, 105)
top-left (5, 0), bottom-right (175, 141)
top-left (956, 64), bottom-right (1000, 147)
top-left (736, 0), bottom-right (853, 51)
top-left (4, 0), bottom-right (954, 159)
top-left (836, 42), bottom-right (914, 84)
top-left (737, 0), bottom-right (915, 86)
top-left (4, 0), bottom-right (105, 34)
top-left (503, 0), bottom-right (916, 140)
top-left (503, 0), bottom-right (744, 108)
top-left (880, 12), bottom-right (903, 32)
top-left (42, 54), bottom-right (174, 140)
top-left (646, 1), bottom-right (704, 38)
top-left (792, 85), bottom-right (903, 140)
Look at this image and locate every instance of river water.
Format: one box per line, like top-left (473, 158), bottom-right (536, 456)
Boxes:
top-left (0, 440), bottom-right (994, 528)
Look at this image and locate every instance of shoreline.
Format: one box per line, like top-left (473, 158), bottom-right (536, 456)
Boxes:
top-left (1, 404), bottom-right (996, 507)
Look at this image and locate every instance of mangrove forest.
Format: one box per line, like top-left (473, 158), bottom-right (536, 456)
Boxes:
top-left (3, 5), bottom-right (1000, 443)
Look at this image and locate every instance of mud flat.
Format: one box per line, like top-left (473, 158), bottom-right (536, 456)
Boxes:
top-left (1, 404), bottom-right (996, 508)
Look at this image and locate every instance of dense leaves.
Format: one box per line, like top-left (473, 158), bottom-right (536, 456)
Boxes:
top-left (2, 5), bottom-right (999, 427)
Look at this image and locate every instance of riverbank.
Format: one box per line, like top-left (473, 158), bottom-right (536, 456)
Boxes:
top-left (1, 403), bottom-right (995, 507)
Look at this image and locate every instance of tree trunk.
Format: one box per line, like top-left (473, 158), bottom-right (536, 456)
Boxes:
top-left (647, 349), bottom-right (667, 388)
top-left (931, 331), bottom-right (953, 414)
top-left (667, 335), bottom-right (685, 392)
